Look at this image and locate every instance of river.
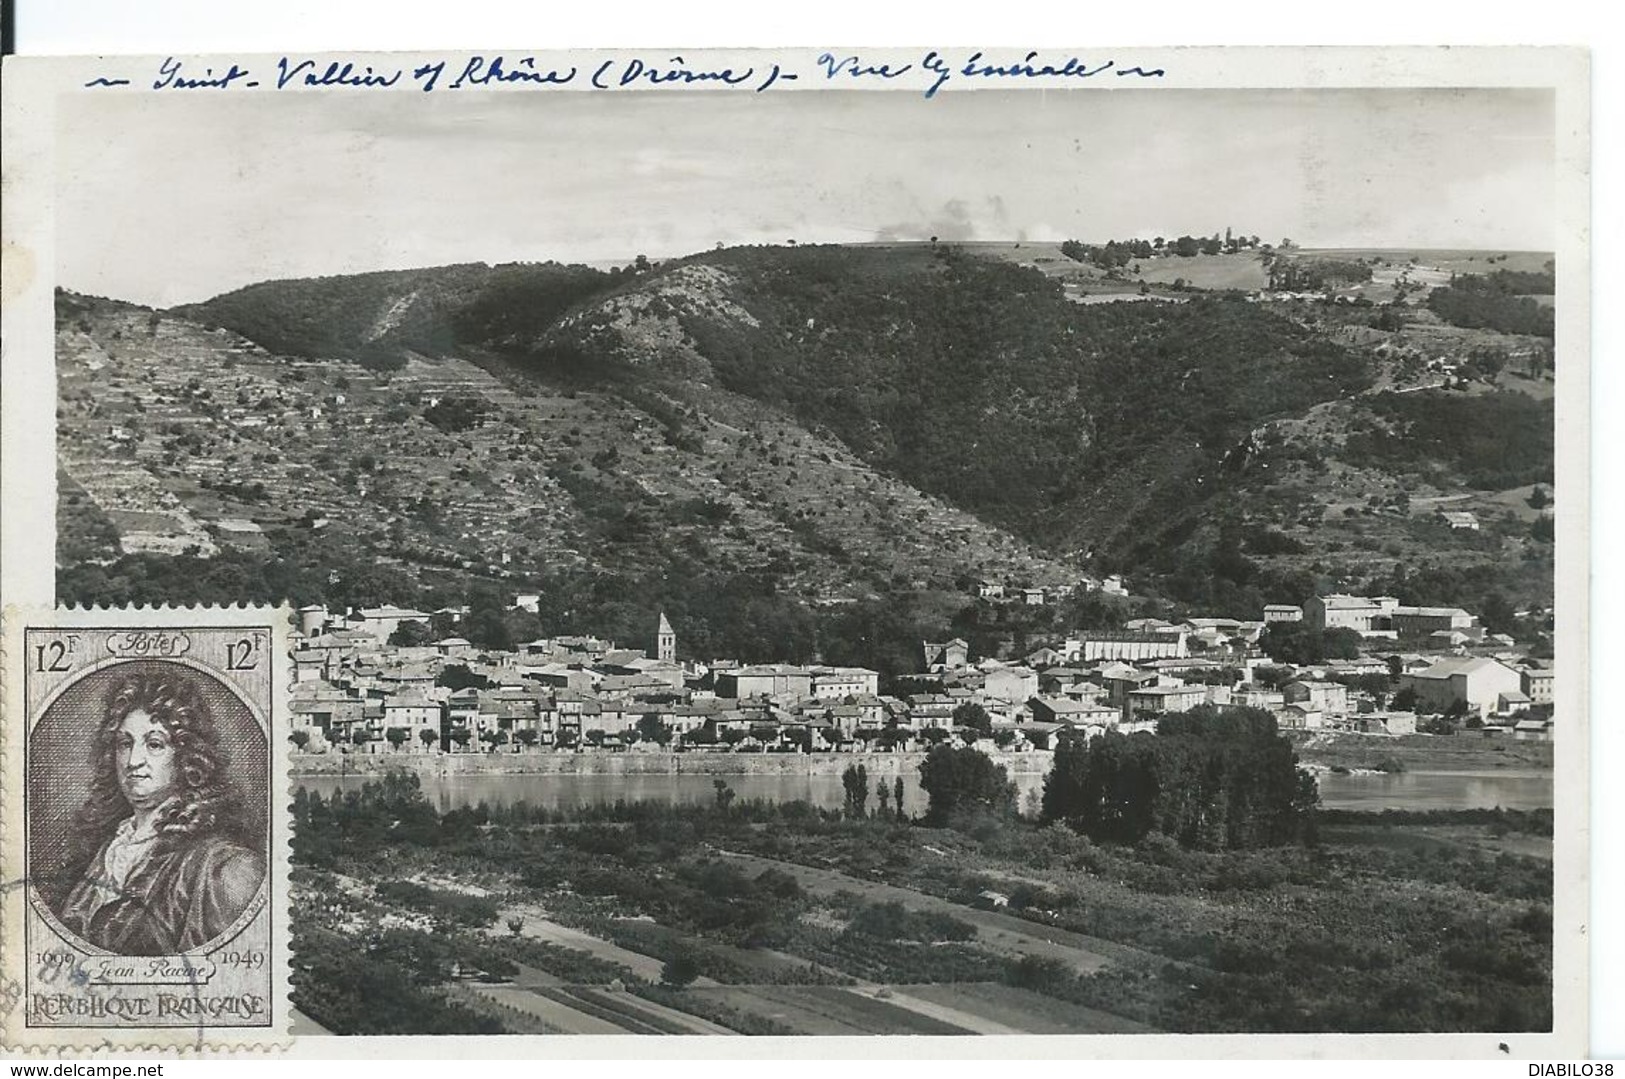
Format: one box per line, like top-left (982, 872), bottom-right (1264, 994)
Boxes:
top-left (295, 768), bottom-right (1553, 816)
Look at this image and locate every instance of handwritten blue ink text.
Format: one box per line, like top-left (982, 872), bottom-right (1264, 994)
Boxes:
top-left (592, 56), bottom-right (754, 91)
top-left (276, 58), bottom-right (403, 90)
top-left (448, 56), bottom-right (577, 90)
top-left (816, 53), bottom-right (912, 81)
top-left (76, 49), bottom-right (1171, 98)
top-left (153, 56), bottom-right (255, 91)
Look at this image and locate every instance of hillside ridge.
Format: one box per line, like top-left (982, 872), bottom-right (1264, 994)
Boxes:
top-left (56, 241), bottom-right (1556, 663)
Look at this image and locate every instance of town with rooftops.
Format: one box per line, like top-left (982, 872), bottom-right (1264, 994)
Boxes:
top-left (285, 588), bottom-right (1554, 762)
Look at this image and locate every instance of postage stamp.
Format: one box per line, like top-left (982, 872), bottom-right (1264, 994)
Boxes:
top-left (1, 605), bottom-right (291, 1052)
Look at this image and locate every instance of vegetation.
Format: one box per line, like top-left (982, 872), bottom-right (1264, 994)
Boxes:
top-left (1041, 707), bottom-right (1319, 849)
top-left (1060, 232), bottom-right (1263, 264)
top-left (841, 763), bottom-right (870, 818)
top-left (180, 261), bottom-right (615, 367)
top-left (288, 769), bottom-right (1551, 1035)
top-left (437, 664), bottom-right (494, 691)
top-left (292, 927), bottom-right (507, 1034)
top-left (1342, 390), bottom-right (1554, 490)
top-left (665, 247), bottom-right (1372, 563)
top-left (1266, 257), bottom-right (1373, 291)
top-left (631, 984), bottom-right (797, 1035)
top-left (918, 745), bottom-right (1017, 824)
top-left (503, 938), bottom-right (639, 985)
top-left (1259, 622), bottom-right (1363, 664)
top-left (372, 880), bottom-right (500, 928)
top-left (1426, 270), bottom-right (1555, 337)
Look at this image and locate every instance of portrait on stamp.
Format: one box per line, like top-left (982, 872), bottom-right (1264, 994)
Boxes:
top-left (28, 659), bottom-right (270, 957)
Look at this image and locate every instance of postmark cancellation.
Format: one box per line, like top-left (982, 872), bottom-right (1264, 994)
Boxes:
top-left (2, 605), bottom-right (291, 1051)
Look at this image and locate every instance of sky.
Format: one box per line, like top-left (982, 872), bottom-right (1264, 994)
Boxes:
top-left (56, 86), bottom-right (1556, 308)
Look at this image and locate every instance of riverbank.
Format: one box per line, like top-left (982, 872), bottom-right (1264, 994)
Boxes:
top-left (1289, 730), bottom-right (1554, 774)
top-left (293, 732), bottom-right (1554, 783)
top-left (290, 748), bottom-right (1055, 779)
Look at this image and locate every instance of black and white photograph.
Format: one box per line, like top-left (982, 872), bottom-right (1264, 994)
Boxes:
top-left (2, 42), bottom-right (1593, 1054)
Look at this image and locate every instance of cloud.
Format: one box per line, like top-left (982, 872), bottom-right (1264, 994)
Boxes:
top-left (875, 195), bottom-right (1017, 243)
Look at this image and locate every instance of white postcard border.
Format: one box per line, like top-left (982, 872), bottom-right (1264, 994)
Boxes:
top-left (0, 45), bottom-right (1593, 1058)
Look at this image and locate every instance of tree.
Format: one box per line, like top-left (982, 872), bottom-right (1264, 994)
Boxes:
top-left (350, 728), bottom-right (371, 749)
top-left (436, 664), bottom-right (493, 691)
top-left (1423, 712), bottom-right (1460, 735)
top-left (1480, 592), bottom-right (1517, 636)
top-left (894, 776), bottom-right (905, 820)
top-left (418, 728), bottom-right (439, 752)
top-left (1041, 707), bottom-right (1318, 849)
top-left (952, 701), bottom-right (993, 736)
top-left (877, 780), bottom-right (892, 815)
top-left (506, 917), bottom-right (525, 937)
top-left (386, 727), bottom-right (410, 751)
top-left (1392, 686), bottom-right (1419, 712)
top-left (637, 713), bottom-right (673, 746)
top-left (661, 949), bottom-right (700, 988)
top-left (1343, 672), bottom-right (1393, 706)
top-left (388, 619), bottom-right (434, 647)
top-left (463, 590), bottom-right (516, 652)
top-left (1321, 627), bottom-right (1363, 660)
top-left (918, 745), bottom-right (1015, 825)
top-left (290, 729), bottom-right (311, 751)
top-left (842, 763), bottom-right (870, 818)
top-left (713, 779), bottom-right (736, 811)
top-left (1260, 622), bottom-right (1323, 664)
top-left (1260, 623), bottom-right (1362, 665)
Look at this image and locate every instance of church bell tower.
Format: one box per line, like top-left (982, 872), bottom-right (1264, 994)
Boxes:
top-left (655, 611), bottom-right (676, 662)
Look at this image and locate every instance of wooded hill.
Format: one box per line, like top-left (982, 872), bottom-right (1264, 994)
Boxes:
top-left (56, 242), bottom-right (1556, 659)
top-left (185, 245), bottom-right (1374, 558)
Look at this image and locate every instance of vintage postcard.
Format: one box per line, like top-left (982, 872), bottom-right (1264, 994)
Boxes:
top-left (1, 605), bottom-right (292, 1051)
top-left (0, 46), bottom-right (1592, 1058)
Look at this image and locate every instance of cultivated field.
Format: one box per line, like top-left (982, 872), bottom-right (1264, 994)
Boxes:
top-left (687, 985), bottom-right (967, 1035)
top-left (1128, 253), bottom-right (1269, 290)
top-left (716, 849), bottom-right (1126, 974)
top-left (1297, 248), bottom-right (1554, 276)
top-left (292, 772), bottom-right (1553, 1035)
top-left (899, 981), bottom-right (1154, 1034)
